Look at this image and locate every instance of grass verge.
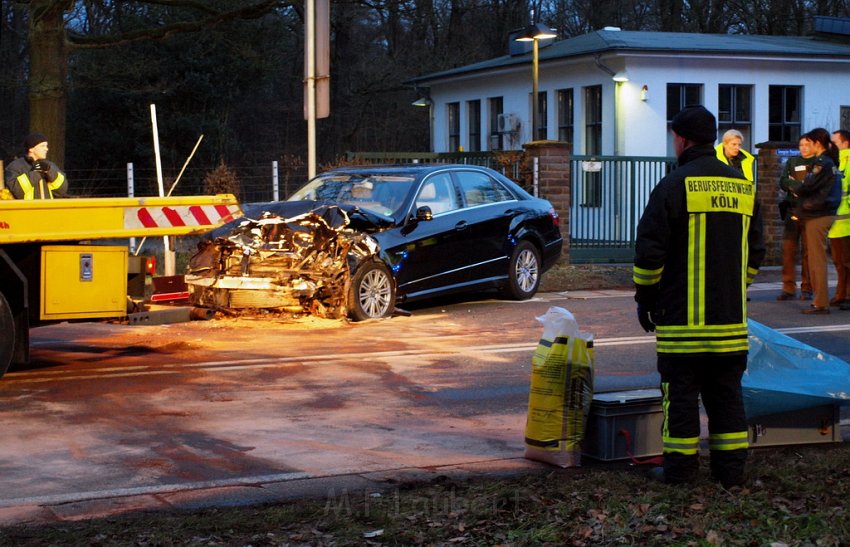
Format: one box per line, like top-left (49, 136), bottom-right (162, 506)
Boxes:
top-left (2, 443), bottom-right (848, 546)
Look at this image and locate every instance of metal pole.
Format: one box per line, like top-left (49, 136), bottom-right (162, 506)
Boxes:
top-left (127, 162), bottom-right (135, 253)
top-left (272, 160), bottom-right (280, 201)
top-left (150, 104), bottom-right (174, 275)
top-left (532, 38), bottom-right (539, 142)
top-left (306, 0), bottom-right (317, 179)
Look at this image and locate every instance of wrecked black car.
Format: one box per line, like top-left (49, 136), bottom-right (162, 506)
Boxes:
top-left (185, 164), bottom-right (563, 320)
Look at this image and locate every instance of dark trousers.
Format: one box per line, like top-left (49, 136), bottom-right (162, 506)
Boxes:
top-left (658, 353), bottom-right (748, 485)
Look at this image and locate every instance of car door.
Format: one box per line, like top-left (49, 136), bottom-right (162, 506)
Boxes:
top-left (378, 173), bottom-right (469, 299)
top-left (451, 169), bottom-right (519, 283)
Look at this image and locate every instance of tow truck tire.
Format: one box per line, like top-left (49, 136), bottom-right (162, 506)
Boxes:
top-left (502, 240), bottom-right (541, 300)
top-left (0, 292), bottom-right (13, 378)
top-left (349, 261), bottom-right (396, 321)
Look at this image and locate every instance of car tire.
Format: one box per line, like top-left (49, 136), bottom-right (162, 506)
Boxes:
top-left (0, 292), bottom-right (14, 378)
top-left (348, 260), bottom-right (396, 321)
top-left (502, 240), bottom-right (541, 300)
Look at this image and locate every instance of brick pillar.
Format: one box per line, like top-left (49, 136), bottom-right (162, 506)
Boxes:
top-left (523, 140), bottom-right (571, 263)
top-left (754, 141), bottom-right (795, 266)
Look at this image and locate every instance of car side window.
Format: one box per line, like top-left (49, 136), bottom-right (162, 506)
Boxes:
top-left (455, 171), bottom-right (514, 206)
top-left (415, 174), bottom-right (459, 215)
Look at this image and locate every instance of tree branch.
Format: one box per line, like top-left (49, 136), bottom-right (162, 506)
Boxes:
top-left (66, 0), bottom-right (292, 49)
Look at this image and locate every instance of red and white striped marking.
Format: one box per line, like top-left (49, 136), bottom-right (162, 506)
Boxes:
top-left (124, 205), bottom-right (240, 230)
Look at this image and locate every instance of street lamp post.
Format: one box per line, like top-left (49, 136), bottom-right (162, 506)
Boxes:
top-left (515, 14), bottom-right (556, 141)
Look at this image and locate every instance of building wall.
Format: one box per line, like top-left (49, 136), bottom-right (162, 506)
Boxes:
top-left (427, 54), bottom-right (850, 158)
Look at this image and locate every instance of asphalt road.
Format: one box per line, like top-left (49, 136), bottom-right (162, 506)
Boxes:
top-left (0, 277), bottom-right (848, 524)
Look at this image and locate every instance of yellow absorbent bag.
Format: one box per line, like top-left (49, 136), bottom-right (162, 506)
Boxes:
top-left (524, 306), bottom-right (594, 468)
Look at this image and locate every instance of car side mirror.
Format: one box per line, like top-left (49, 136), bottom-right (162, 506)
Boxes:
top-left (415, 206), bottom-right (433, 221)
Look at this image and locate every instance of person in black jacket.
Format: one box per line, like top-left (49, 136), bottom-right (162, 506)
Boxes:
top-left (4, 133), bottom-right (68, 200)
top-left (794, 128), bottom-right (839, 314)
top-left (634, 106), bottom-right (765, 487)
top-left (776, 136), bottom-right (816, 301)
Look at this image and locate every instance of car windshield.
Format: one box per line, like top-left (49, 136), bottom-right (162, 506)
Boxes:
top-left (289, 173), bottom-right (417, 219)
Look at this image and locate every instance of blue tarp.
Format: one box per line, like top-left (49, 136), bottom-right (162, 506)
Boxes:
top-left (743, 319), bottom-right (850, 418)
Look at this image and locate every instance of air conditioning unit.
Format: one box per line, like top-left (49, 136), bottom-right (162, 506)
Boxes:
top-left (497, 113), bottom-right (520, 133)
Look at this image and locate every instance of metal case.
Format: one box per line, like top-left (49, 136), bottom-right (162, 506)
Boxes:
top-left (748, 404), bottom-right (841, 448)
top-left (582, 389), bottom-right (663, 461)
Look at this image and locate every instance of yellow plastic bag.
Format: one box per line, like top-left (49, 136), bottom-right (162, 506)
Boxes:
top-left (524, 307), bottom-right (594, 468)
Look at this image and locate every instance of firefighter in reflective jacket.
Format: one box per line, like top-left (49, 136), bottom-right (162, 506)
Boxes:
top-left (715, 129), bottom-right (755, 182)
top-left (633, 106), bottom-right (765, 487)
top-left (4, 133), bottom-right (68, 200)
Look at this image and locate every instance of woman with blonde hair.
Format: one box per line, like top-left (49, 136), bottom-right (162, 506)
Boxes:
top-left (715, 129), bottom-right (755, 182)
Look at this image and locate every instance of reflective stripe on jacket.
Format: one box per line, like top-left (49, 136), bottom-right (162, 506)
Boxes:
top-left (634, 144), bottom-right (766, 355)
top-left (828, 148), bottom-right (850, 239)
top-left (4, 157), bottom-right (67, 200)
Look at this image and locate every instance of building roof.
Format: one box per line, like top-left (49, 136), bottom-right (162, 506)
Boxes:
top-left (409, 29), bottom-right (850, 85)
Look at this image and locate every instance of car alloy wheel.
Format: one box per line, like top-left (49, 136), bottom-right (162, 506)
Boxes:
top-left (503, 240), bottom-right (541, 300)
top-left (349, 261), bottom-right (396, 320)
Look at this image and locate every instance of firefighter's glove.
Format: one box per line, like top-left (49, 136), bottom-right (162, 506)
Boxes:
top-left (637, 304), bottom-right (656, 333)
top-left (32, 160), bottom-right (50, 173)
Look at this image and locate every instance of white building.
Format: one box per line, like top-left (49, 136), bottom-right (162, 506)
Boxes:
top-left (409, 22), bottom-right (850, 157)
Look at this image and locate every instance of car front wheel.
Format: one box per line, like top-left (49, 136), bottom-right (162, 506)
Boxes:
top-left (502, 240), bottom-right (541, 300)
top-left (349, 261), bottom-right (396, 321)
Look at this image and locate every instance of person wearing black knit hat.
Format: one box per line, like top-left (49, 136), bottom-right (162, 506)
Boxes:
top-left (633, 105), bottom-right (765, 488)
top-left (4, 132), bottom-right (68, 199)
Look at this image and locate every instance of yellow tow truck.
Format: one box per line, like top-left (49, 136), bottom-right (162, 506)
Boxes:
top-left (0, 195), bottom-right (242, 378)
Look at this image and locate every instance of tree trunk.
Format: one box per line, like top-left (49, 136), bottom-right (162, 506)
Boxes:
top-left (28, 0), bottom-right (70, 166)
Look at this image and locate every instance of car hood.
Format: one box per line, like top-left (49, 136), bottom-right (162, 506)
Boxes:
top-left (210, 200), bottom-right (395, 239)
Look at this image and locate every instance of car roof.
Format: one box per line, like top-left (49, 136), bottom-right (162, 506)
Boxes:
top-left (318, 164), bottom-right (499, 177)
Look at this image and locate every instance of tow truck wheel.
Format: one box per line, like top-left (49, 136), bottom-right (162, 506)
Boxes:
top-left (349, 261), bottom-right (396, 321)
top-left (0, 292), bottom-right (13, 378)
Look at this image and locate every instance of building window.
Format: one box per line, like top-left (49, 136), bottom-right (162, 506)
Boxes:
top-left (584, 86), bottom-right (602, 154)
top-left (769, 86), bottom-right (802, 142)
top-left (667, 83), bottom-right (702, 155)
top-left (718, 84), bottom-right (752, 148)
top-left (582, 85), bottom-right (602, 207)
top-left (488, 97), bottom-right (503, 150)
top-left (557, 88), bottom-right (573, 142)
top-left (447, 102), bottom-right (460, 152)
top-left (536, 91), bottom-right (548, 140)
top-left (467, 99), bottom-right (481, 152)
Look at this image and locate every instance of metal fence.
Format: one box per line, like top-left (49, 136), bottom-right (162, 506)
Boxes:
top-left (66, 162), bottom-right (309, 203)
top-left (66, 153), bottom-right (680, 263)
top-left (570, 155), bottom-right (675, 263)
top-left (345, 151), bottom-right (524, 181)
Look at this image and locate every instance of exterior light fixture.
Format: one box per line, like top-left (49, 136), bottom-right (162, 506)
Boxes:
top-left (514, 10), bottom-right (556, 141)
top-left (412, 97), bottom-right (432, 107)
top-left (515, 22), bottom-right (557, 41)
top-left (612, 70), bottom-right (629, 82)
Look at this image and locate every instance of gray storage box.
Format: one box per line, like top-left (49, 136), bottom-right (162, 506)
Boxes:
top-left (748, 404), bottom-right (841, 448)
top-left (582, 389), bottom-right (663, 461)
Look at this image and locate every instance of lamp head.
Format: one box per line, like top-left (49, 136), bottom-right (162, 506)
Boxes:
top-left (515, 22), bottom-right (557, 42)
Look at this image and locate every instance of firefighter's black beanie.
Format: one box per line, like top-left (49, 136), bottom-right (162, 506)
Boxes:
top-left (24, 132), bottom-right (48, 151)
top-left (671, 106), bottom-right (717, 144)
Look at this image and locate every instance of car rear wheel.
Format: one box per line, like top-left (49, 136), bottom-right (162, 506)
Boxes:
top-left (349, 261), bottom-right (396, 320)
top-left (503, 240), bottom-right (541, 300)
top-left (0, 292), bottom-right (14, 378)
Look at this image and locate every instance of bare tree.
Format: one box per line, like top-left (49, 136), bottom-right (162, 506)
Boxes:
top-left (20, 0), bottom-right (290, 164)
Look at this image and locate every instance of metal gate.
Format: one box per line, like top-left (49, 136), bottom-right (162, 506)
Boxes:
top-left (570, 155), bottom-right (675, 263)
